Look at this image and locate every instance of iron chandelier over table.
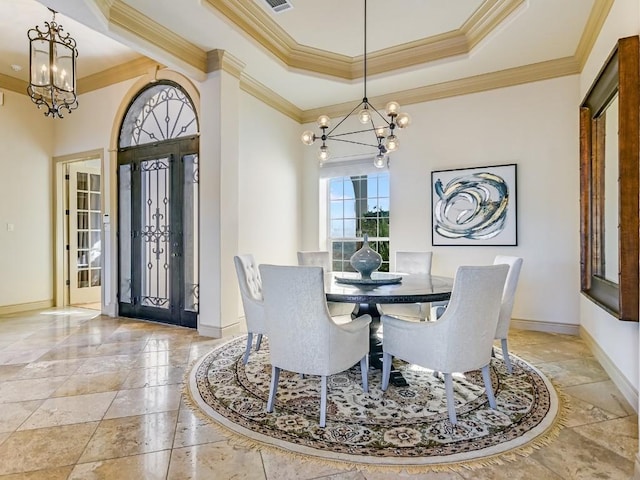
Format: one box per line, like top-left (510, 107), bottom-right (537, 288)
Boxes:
top-left (301, 0), bottom-right (411, 168)
top-left (27, 8), bottom-right (79, 118)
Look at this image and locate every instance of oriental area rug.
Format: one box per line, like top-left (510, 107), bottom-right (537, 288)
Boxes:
top-left (186, 335), bottom-right (565, 472)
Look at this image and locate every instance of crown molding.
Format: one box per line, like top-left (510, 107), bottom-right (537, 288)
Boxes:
top-left (79, 57), bottom-right (163, 94)
top-left (4, 0), bottom-right (611, 125)
top-left (574, 0), bottom-right (615, 69)
top-left (301, 56), bottom-right (581, 123)
top-left (206, 50), bottom-right (246, 78)
top-left (91, 0), bottom-right (116, 19)
top-left (239, 74), bottom-right (302, 122)
top-left (204, 0), bottom-right (524, 80)
top-left (104, 0), bottom-right (207, 73)
top-left (464, 0), bottom-right (525, 50)
top-left (203, 0), bottom-right (355, 79)
top-left (0, 73), bottom-right (28, 95)
top-left (364, 0), bottom-right (525, 77)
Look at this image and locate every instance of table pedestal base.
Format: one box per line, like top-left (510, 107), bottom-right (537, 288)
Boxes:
top-left (352, 303), bottom-right (408, 387)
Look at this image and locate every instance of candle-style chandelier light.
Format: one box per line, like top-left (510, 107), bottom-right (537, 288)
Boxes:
top-left (27, 8), bottom-right (78, 118)
top-left (301, 0), bottom-right (410, 168)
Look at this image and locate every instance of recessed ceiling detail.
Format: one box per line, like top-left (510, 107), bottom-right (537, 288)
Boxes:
top-left (0, 0), bottom-right (613, 123)
top-left (204, 0), bottom-right (526, 80)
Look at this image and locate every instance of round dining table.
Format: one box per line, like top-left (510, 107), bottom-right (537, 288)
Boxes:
top-left (324, 271), bottom-right (454, 386)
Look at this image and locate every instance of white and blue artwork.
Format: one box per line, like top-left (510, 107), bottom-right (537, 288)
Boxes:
top-left (431, 164), bottom-right (517, 246)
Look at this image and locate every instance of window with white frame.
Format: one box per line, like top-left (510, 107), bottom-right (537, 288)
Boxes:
top-left (328, 172), bottom-right (390, 272)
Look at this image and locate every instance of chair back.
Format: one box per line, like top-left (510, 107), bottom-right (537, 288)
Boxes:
top-left (493, 255), bottom-right (524, 338)
top-left (260, 264), bottom-right (334, 373)
top-left (395, 251), bottom-right (433, 275)
top-left (233, 255), bottom-right (265, 331)
top-left (297, 251), bottom-right (331, 271)
top-left (437, 264), bottom-right (508, 372)
top-left (234, 255), bottom-right (262, 301)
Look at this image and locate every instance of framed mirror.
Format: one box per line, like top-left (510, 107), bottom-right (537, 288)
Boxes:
top-left (580, 35), bottom-right (639, 321)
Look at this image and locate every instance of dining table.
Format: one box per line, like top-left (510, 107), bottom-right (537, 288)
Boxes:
top-left (324, 271), bottom-right (454, 387)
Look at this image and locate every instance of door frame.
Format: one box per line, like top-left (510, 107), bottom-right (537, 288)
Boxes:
top-left (117, 136), bottom-right (199, 328)
top-left (53, 149), bottom-right (105, 309)
top-left (105, 69), bottom-right (201, 320)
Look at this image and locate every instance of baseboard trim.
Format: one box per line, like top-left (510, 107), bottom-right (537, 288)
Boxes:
top-left (510, 318), bottom-right (580, 335)
top-left (0, 299), bottom-right (54, 316)
top-left (580, 326), bottom-right (639, 414)
top-left (198, 321), bottom-right (242, 339)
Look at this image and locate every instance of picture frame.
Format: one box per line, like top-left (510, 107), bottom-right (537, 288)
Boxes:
top-left (431, 163), bottom-right (518, 246)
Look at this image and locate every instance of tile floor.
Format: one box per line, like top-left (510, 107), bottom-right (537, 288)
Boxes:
top-left (0, 307), bottom-right (636, 479)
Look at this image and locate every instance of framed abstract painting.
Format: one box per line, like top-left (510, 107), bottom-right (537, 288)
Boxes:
top-left (431, 163), bottom-right (517, 246)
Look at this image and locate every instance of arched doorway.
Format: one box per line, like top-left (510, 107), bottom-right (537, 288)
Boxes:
top-left (117, 81), bottom-right (199, 327)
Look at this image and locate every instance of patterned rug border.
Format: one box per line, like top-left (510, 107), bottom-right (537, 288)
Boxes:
top-left (184, 335), bottom-right (569, 473)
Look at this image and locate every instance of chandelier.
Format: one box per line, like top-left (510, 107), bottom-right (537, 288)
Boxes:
top-left (27, 9), bottom-right (78, 118)
top-left (301, 0), bottom-right (410, 168)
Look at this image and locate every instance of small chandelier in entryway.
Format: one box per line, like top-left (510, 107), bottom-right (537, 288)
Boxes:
top-left (301, 0), bottom-right (411, 168)
top-left (27, 8), bottom-right (79, 118)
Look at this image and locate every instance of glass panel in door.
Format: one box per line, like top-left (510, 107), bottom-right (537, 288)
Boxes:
top-left (69, 164), bottom-right (101, 305)
top-left (183, 153), bottom-right (199, 312)
top-left (139, 157), bottom-right (171, 309)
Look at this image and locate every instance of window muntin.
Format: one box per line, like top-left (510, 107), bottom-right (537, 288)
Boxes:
top-left (328, 172), bottom-right (390, 272)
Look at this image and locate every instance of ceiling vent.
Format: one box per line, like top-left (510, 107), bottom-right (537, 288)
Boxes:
top-left (263, 0), bottom-right (293, 13)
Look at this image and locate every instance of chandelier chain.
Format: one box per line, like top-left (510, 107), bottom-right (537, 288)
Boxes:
top-left (363, 0), bottom-right (367, 100)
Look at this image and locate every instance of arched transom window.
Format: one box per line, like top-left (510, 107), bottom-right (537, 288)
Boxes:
top-left (119, 81), bottom-right (198, 148)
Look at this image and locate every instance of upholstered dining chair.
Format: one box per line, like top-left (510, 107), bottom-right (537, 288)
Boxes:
top-left (259, 264), bottom-right (372, 428)
top-left (493, 255), bottom-right (524, 374)
top-left (233, 255), bottom-right (267, 364)
top-left (380, 251), bottom-right (433, 321)
top-left (297, 251), bottom-right (354, 317)
top-left (381, 264), bottom-right (509, 425)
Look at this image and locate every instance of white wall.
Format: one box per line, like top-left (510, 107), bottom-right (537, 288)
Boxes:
top-left (578, 0), bottom-right (640, 396)
top-left (302, 75), bottom-right (581, 328)
top-left (50, 79), bottom-right (137, 159)
top-left (0, 90), bottom-right (54, 307)
top-left (238, 93), bottom-right (302, 267)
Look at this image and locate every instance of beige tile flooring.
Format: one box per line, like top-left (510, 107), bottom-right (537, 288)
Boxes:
top-left (0, 307), bottom-right (637, 479)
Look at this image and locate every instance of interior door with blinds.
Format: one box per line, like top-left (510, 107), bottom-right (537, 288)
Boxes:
top-left (118, 137), bottom-right (199, 328)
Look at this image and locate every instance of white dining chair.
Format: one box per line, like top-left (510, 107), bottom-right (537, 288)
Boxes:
top-left (380, 251), bottom-right (433, 321)
top-left (297, 251), bottom-right (354, 317)
top-left (493, 255), bottom-right (524, 374)
top-left (381, 264), bottom-right (508, 425)
top-left (233, 254), bottom-right (267, 364)
top-left (260, 264), bottom-right (371, 428)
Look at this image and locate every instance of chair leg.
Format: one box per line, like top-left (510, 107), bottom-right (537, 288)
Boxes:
top-left (444, 373), bottom-right (457, 425)
top-left (501, 338), bottom-right (513, 374)
top-left (482, 365), bottom-right (497, 409)
top-left (255, 334), bottom-right (263, 352)
top-left (381, 352), bottom-right (392, 391)
top-left (243, 333), bottom-right (254, 365)
top-left (266, 366), bottom-right (280, 413)
top-left (360, 355), bottom-right (368, 393)
top-left (320, 375), bottom-right (328, 428)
